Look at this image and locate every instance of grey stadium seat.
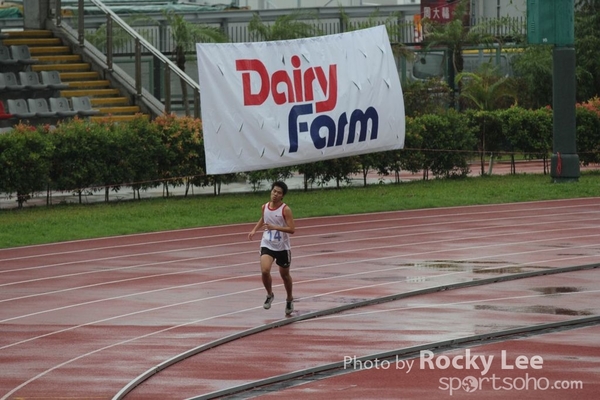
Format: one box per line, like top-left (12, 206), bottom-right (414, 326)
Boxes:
top-left (49, 97), bottom-right (78, 117)
top-left (71, 96), bottom-right (100, 116)
top-left (0, 45), bottom-right (18, 65)
top-left (7, 98), bottom-right (35, 119)
top-left (40, 70), bottom-right (69, 90)
top-left (2, 72), bottom-right (25, 91)
top-left (19, 71), bottom-right (47, 91)
top-left (10, 45), bottom-right (37, 65)
top-left (28, 98), bottom-right (57, 118)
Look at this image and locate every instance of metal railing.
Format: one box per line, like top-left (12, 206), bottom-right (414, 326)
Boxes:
top-left (50, 0), bottom-right (201, 118)
top-left (39, 1), bottom-right (525, 118)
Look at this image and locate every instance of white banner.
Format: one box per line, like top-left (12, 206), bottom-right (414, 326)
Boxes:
top-left (196, 25), bottom-right (405, 175)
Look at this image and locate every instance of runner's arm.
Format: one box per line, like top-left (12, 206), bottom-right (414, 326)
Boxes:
top-left (248, 216), bottom-right (264, 240)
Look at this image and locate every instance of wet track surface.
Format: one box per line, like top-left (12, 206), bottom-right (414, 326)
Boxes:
top-left (1, 198), bottom-right (599, 399)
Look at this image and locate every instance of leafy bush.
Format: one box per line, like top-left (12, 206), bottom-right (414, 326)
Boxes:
top-left (154, 113), bottom-right (204, 197)
top-left (501, 106), bottom-right (553, 172)
top-left (1, 107), bottom-right (597, 207)
top-left (576, 102), bottom-right (600, 165)
top-left (417, 110), bottom-right (476, 178)
top-left (0, 124), bottom-right (53, 207)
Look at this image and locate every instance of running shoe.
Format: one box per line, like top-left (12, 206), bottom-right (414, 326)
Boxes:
top-left (263, 293), bottom-right (274, 309)
top-left (285, 299), bottom-right (294, 315)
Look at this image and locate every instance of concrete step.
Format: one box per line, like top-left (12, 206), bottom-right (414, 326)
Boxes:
top-left (90, 97), bottom-right (130, 106)
top-left (60, 88), bottom-right (121, 97)
top-left (60, 71), bottom-right (100, 81)
top-left (98, 106), bottom-right (142, 115)
top-left (36, 54), bottom-right (82, 63)
top-left (29, 46), bottom-right (71, 55)
top-left (8, 29), bottom-right (148, 123)
top-left (91, 114), bottom-right (149, 123)
top-left (1, 29), bottom-right (53, 39)
top-left (1, 37), bottom-right (62, 46)
top-left (66, 80), bottom-right (111, 89)
top-left (32, 63), bottom-right (91, 72)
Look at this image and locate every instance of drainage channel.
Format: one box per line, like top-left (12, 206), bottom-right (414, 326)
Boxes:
top-left (196, 315), bottom-right (600, 400)
top-left (113, 262), bottom-right (600, 400)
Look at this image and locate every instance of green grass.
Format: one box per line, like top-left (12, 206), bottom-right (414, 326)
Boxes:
top-left (1, 172), bottom-right (599, 249)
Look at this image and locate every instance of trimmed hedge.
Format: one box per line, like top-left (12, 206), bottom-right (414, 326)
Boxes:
top-left (1, 105), bottom-right (599, 207)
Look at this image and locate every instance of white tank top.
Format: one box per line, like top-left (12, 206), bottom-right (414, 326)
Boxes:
top-left (260, 202), bottom-right (291, 251)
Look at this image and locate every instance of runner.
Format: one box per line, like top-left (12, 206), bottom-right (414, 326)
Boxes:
top-left (248, 181), bottom-right (296, 315)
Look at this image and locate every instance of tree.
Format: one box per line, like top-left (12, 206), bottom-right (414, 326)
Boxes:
top-left (456, 62), bottom-right (517, 111)
top-left (322, 157), bottom-right (361, 189)
top-left (154, 113), bottom-right (204, 197)
top-left (422, 0), bottom-right (499, 107)
top-left (339, 7), bottom-right (414, 61)
top-left (248, 11), bottom-right (322, 41)
top-left (502, 107), bottom-right (553, 174)
top-left (85, 15), bottom-right (155, 52)
top-left (163, 10), bottom-right (228, 115)
top-left (575, 0), bottom-right (600, 101)
top-left (511, 0), bottom-right (600, 107)
top-left (418, 110), bottom-right (477, 179)
top-left (575, 103), bottom-right (600, 165)
top-left (50, 119), bottom-right (106, 203)
top-left (123, 115), bottom-right (164, 200)
top-left (243, 167), bottom-right (294, 192)
top-left (402, 78), bottom-right (452, 117)
top-left (0, 124), bottom-right (53, 208)
top-left (510, 45), bottom-right (553, 109)
top-left (456, 62), bottom-right (517, 175)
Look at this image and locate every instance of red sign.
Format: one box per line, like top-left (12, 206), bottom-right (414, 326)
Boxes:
top-left (413, 14), bottom-right (423, 42)
top-left (421, 0), bottom-right (458, 23)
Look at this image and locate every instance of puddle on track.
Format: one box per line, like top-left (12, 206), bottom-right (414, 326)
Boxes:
top-left (476, 304), bottom-right (593, 316)
top-left (532, 286), bottom-right (582, 295)
top-left (413, 260), bottom-right (550, 275)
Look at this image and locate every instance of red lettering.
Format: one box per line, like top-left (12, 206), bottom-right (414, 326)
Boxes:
top-left (236, 56), bottom-right (337, 110)
top-left (315, 65), bottom-right (337, 113)
top-left (235, 59), bottom-right (269, 105)
top-left (271, 70), bottom-right (295, 105)
top-left (292, 55), bottom-right (304, 102)
top-left (303, 68), bottom-right (317, 102)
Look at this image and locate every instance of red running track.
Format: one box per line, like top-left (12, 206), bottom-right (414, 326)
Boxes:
top-left (1, 198), bottom-right (599, 399)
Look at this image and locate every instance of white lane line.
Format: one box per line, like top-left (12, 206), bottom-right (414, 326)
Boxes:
top-left (2, 214), bottom-right (598, 288)
top-left (2, 239), bottom-right (598, 340)
top-left (1, 252), bottom-right (597, 400)
top-left (1, 200), bottom-right (597, 264)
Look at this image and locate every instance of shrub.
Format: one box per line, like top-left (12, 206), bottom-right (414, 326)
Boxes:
top-left (0, 123), bottom-right (54, 207)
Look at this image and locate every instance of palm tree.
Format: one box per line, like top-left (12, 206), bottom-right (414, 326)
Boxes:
top-left (422, 0), bottom-right (499, 107)
top-left (456, 62), bottom-right (517, 175)
top-left (247, 11), bottom-right (322, 41)
top-left (163, 10), bottom-right (228, 115)
top-left (511, 45), bottom-right (553, 109)
top-left (339, 7), bottom-right (415, 63)
top-left (85, 15), bottom-right (155, 52)
top-left (574, 0), bottom-right (600, 101)
top-left (455, 62), bottom-right (517, 111)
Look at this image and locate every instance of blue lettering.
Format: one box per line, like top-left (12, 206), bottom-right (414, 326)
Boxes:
top-left (288, 105), bottom-right (379, 153)
top-left (348, 107), bottom-right (379, 144)
top-left (288, 104), bottom-right (313, 153)
top-left (311, 115), bottom-right (335, 150)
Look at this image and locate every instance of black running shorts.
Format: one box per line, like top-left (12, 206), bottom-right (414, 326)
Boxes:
top-left (260, 247), bottom-right (291, 268)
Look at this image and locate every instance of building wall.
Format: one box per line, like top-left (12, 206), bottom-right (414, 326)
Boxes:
top-left (470, 0), bottom-right (526, 19)
top-left (188, 0), bottom-right (418, 9)
top-left (189, 1), bottom-right (526, 17)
